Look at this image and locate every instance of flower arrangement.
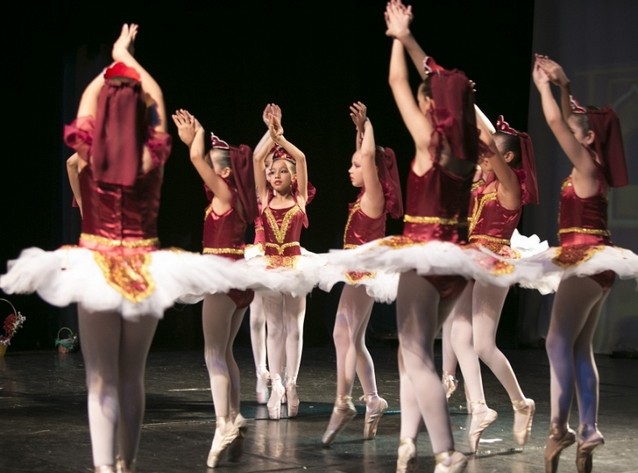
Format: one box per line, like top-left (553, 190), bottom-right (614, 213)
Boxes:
top-left (1, 299), bottom-right (26, 347)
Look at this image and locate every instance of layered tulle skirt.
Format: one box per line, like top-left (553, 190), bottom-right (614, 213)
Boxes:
top-left (0, 245), bottom-right (252, 320)
top-left (243, 247), bottom-right (325, 298)
top-left (520, 243), bottom-right (638, 293)
top-left (323, 232), bottom-right (549, 291)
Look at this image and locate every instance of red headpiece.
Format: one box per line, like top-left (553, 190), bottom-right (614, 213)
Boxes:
top-left (210, 132), bottom-right (230, 150)
top-left (375, 147), bottom-right (403, 219)
top-left (496, 115), bottom-right (538, 205)
top-left (422, 56), bottom-right (478, 163)
top-left (569, 96), bottom-right (628, 188)
top-left (271, 145), bottom-right (295, 164)
top-left (104, 62), bottom-right (141, 82)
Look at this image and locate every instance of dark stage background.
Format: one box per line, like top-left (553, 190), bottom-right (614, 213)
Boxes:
top-left (3, 1), bottom-right (535, 351)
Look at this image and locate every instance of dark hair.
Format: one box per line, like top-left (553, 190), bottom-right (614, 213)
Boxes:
top-left (494, 131), bottom-right (522, 168)
top-left (210, 148), bottom-right (231, 169)
top-left (418, 75), bottom-right (433, 98)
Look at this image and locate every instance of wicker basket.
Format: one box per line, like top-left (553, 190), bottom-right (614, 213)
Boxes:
top-left (1, 298), bottom-right (25, 356)
top-left (55, 327), bottom-right (79, 354)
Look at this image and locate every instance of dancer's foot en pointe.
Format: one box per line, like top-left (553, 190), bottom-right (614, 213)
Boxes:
top-left (285, 378), bottom-right (300, 418)
top-left (434, 450), bottom-right (468, 473)
top-left (512, 398), bottom-right (536, 445)
top-left (442, 371), bottom-right (459, 399)
top-left (227, 412), bottom-right (248, 462)
top-left (207, 424), bottom-right (240, 468)
top-left (575, 423), bottom-right (604, 473)
top-left (396, 438), bottom-right (417, 473)
top-left (267, 375), bottom-right (285, 420)
top-left (468, 401), bottom-right (498, 453)
top-left (361, 393), bottom-right (388, 440)
top-left (322, 395), bottom-right (357, 446)
top-left (115, 455), bottom-right (135, 473)
top-left (544, 422), bottom-right (576, 473)
top-left (94, 466), bottom-right (115, 473)
top-left (256, 368), bottom-right (270, 405)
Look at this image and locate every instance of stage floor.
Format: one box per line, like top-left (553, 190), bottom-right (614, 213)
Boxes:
top-left (2, 340), bottom-right (636, 472)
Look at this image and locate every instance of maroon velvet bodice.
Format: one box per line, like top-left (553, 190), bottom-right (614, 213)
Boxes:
top-left (343, 198), bottom-right (386, 249)
top-left (262, 204), bottom-right (305, 258)
top-left (558, 175), bottom-right (610, 246)
top-left (402, 164), bottom-right (472, 243)
top-left (468, 180), bottom-right (521, 251)
top-left (78, 164), bottom-right (161, 248)
top-left (202, 191), bottom-right (247, 261)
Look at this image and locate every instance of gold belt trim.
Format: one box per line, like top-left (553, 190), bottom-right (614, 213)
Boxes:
top-left (264, 242), bottom-right (301, 255)
top-left (558, 227), bottom-right (610, 237)
top-left (80, 233), bottom-right (159, 248)
top-left (404, 215), bottom-right (458, 225)
top-left (469, 234), bottom-right (510, 246)
top-left (203, 247), bottom-right (244, 255)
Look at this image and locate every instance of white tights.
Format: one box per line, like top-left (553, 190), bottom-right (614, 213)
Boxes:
top-left (396, 271), bottom-right (461, 454)
top-left (449, 281), bottom-right (526, 405)
top-left (249, 292), bottom-right (268, 376)
top-left (545, 276), bottom-right (608, 428)
top-left (332, 284), bottom-right (378, 398)
top-left (78, 306), bottom-right (158, 468)
top-left (202, 294), bottom-right (246, 429)
top-left (261, 291), bottom-right (306, 385)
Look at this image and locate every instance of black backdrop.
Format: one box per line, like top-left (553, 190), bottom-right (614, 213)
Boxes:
top-left (3, 0), bottom-right (535, 350)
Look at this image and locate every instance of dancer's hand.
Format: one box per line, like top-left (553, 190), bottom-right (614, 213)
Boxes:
top-left (112, 23), bottom-right (138, 62)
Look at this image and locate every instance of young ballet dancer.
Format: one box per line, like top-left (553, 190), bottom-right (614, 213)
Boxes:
top-left (382, 2), bottom-right (477, 471)
top-left (171, 109), bottom-right (258, 467)
top-left (250, 104), bottom-right (317, 420)
top-left (445, 113), bottom-right (538, 453)
top-left (0, 24), bottom-right (243, 472)
top-left (533, 54), bottom-right (638, 473)
top-left (320, 101), bottom-right (403, 446)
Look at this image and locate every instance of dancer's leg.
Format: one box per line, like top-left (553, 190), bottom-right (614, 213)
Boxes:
top-left (78, 307), bottom-right (158, 468)
top-left (249, 291), bottom-right (270, 391)
top-left (396, 271), bottom-right (455, 454)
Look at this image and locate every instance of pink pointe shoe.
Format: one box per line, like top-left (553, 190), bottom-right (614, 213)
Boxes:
top-left (322, 395), bottom-right (357, 446)
top-left (207, 424), bottom-right (240, 468)
top-left (285, 380), bottom-right (300, 418)
top-left (267, 376), bottom-right (285, 420)
top-left (544, 422), bottom-right (576, 473)
top-left (256, 369), bottom-right (270, 405)
top-left (575, 423), bottom-right (604, 473)
top-left (396, 438), bottom-right (417, 473)
top-left (434, 450), bottom-right (468, 473)
top-left (512, 398), bottom-right (535, 446)
top-left (468, 401), bottom-right (498, 453)
top-left (361, 394), bottom-right (388, 440)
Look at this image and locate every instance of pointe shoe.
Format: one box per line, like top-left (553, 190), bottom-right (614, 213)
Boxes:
top-left (442, 371), bottom-right (459, 400)
top-left (94, 467), bottom-right (116, 473)
top-left (256, 369), bottom-right (270, 405)
top-left (321, 395), bottom-right (357, 446)
top-left (226, 413), bottom-right (248, 462)
top-left (434, 450), bottom-right (468, 473)
top-left (285, 380), bottom-right (300, 418)
top-left (207, 424), bottom-right (241, 468)
top-left (512, 398), bottom-right (535, 445)
top-left (233, 412), bottom-right (248, 430)
top-left (396, 438), bottom-right (417, 473)
top-left (468, 401), bottom-right (498, 453)
top-left (544, 423), bottom-right (576, 473)
top-left (267, 377), bottom-right (285, 420)
top-left (575, 424), bottom-right (604, 473)
top-left (115, 456), bottom-right (135, 473)
top-left (360, 394), bottom-right (388, 440)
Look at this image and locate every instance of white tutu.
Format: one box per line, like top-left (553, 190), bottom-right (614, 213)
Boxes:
top-left (317, 261), bottom-right (399, 304)
top-left (520, 244), bottom-right (638, 294)
top-left (325, 235), bottom-right (545, 289)
top-left (243, 249), bottom-right (326, 298)
top-left (0, 246), bottom-right (253, 320)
